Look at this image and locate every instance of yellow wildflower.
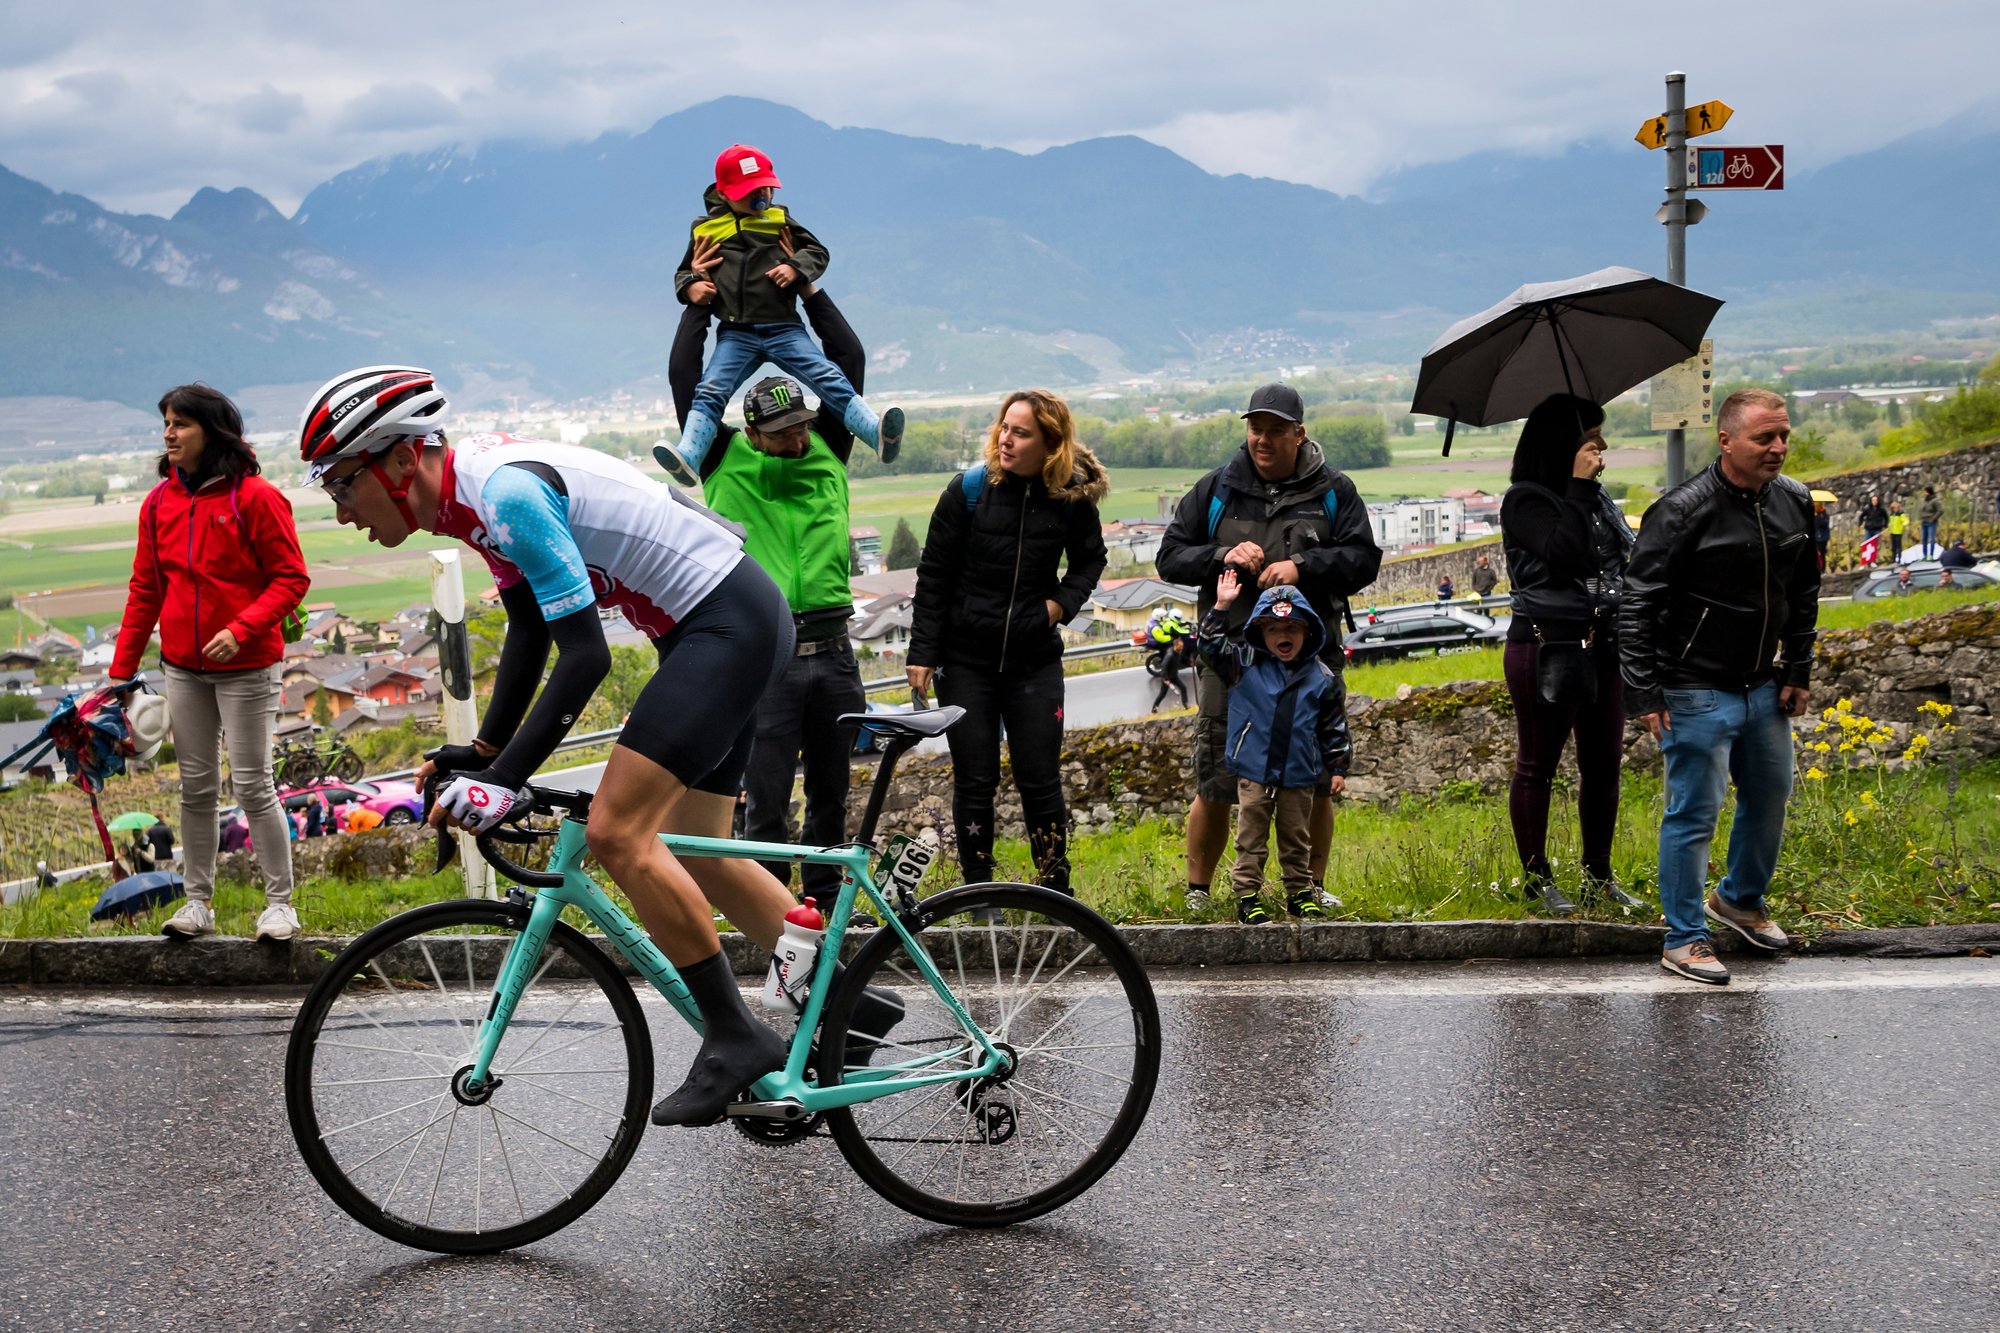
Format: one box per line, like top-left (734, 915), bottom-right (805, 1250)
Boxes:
top-left (1804, 766), bottom-right (1827, 781)
top-left (1843, 809), bottom-right (1859, 826)
top-left (1814, 741), bottom-right (1831, 753)
top-left (1918, 700), bottom-right (1954, 719)
top-left (1837, 699), bottom-right (1853, 713)
top-left (1838, 741), bottom-right (1857, 753)
top-left (1860, 790), bottom-right (1877, 807)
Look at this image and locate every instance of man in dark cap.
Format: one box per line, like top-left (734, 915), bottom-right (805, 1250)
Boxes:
top-left (1156, 383), bottom-right (1382, 918)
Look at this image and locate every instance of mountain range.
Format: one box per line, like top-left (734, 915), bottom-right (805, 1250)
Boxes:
top-left (4, 96), bottom-right (1999, 415)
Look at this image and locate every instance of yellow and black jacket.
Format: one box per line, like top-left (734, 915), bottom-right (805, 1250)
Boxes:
top-left (673, 185), bottom-right (830, 326)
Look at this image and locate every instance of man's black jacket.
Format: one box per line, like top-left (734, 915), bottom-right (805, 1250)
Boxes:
top-left (1618, 463), bottom-right (1821, 717)
top-left (1155, 440), bottom-right (1382, 637)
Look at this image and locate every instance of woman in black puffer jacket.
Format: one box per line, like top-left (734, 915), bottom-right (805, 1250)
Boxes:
top-left (907, 390), bottom-right (1108, 893)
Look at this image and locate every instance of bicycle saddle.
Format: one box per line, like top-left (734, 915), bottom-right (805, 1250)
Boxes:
top-left (838, 705), bottom-right (965, 739)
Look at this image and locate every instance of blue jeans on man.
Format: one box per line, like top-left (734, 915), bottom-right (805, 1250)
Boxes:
top-left (1656, 681), bottom-right (1795, 949)
top-left (1920, 521), bottom-right (1939, 560)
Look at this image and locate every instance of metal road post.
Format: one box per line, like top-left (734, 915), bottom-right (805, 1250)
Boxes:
top-left (430, 550), bottom-right (493, 898)
top-left (1663, 72), bottom-right (1689, 488)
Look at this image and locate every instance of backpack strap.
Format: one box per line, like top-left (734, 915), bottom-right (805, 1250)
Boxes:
top-left (960, 462), bottom-right (989, 512)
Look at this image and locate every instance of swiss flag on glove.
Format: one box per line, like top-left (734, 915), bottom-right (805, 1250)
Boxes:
top-left (438, 772), bottom-right (525, 834)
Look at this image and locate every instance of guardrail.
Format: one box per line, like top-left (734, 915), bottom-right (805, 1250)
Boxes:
top-left (860, 638), bottom-right (1143, 694)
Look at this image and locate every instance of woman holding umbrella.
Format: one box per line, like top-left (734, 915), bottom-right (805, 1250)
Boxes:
top-left (111, 385), bottom-right (310, 943)
top-left (1498, 394), bottom-right (1645, 917)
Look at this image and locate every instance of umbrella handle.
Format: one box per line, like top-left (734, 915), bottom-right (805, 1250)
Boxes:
top-left (1442, 418), bottom-right (1456, 457)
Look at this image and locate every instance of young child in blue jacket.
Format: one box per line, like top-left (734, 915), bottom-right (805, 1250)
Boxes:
top-left (654, 142), bottom-right (903, 487)
top-left (1197, 570), bottom-right (1350, 922)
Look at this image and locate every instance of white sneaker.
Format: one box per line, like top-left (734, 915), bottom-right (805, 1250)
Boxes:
top-left (162, 899), bottom-right (215, 940)
top-left (255, 903), bottom-right (300, 943)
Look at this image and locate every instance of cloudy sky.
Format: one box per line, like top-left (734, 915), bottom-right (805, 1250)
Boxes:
top-left (5, 0), bottom-right (1997, 218)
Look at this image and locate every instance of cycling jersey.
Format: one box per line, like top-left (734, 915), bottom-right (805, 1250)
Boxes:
top-left (432, 433), bottom-right (742, 636)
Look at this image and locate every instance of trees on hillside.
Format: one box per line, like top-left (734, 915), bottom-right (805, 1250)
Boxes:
top-left (886, 519), bottom-right (921, 571)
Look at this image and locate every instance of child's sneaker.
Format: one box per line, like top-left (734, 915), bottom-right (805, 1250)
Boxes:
top-left (162, 899), bottom-right (215, 940)
top-left (255, 903), bottom-right (300, 943)
top-left (878, 406), bottom-right (904, 464)
top-left (1288, 888), bottom-right (1342, 919)
top-left (1236, 894), bottom-right (1272, 925)
top-left (653, 411), bottom-right (720, 488)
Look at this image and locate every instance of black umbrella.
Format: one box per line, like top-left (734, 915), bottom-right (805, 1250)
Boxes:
top-left (90, 870), bottom-right (184, 922)
top-left (1410, 266), bottom-right (1724, 453)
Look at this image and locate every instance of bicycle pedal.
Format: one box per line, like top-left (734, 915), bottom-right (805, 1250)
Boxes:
top-left (726, 1099), bottom-right (809, 1122)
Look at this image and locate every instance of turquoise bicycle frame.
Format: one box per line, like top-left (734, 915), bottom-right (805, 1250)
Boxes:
top-left (464, 818), bottom-right (1011, 1111)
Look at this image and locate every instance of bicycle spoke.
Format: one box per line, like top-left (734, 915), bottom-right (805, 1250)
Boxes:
top-left (319, 1090), bottom-right (455, 1142)
top-left (489, 1105), bottom-right (527, 1226)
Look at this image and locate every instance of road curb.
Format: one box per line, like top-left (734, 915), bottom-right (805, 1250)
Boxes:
top-left (2, 920), bottom-right (1993, 987)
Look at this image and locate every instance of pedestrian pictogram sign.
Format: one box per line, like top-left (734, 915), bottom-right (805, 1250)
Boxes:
top-left (1684, 145), bottom-right (1785, 190)
top-left (1651, 340), bottom-right (1715, 431)
top-left (1635, 100), bottom-right (1734, 150)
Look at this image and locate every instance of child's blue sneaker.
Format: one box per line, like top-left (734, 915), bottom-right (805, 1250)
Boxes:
top-left (654, 411), bottom-right (720, 487)
top-left (878, 406), bottom-right (904, 465)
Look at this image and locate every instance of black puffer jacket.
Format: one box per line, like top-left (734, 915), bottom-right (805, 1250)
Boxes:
top-left (1618, 463), bottom-right (1821, 717)
top-left (1500, 478), bottom-right (1633, 642)
top-left (909, 448), bottom-right (1110, 673)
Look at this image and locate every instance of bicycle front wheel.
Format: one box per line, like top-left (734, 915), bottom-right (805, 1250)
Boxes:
top-left (818, 883), bottom-right (1160, 1227)
top-left (328, 750), bottom-right (363, 783)
top-left (285, 900), bottom-right (653, 1254)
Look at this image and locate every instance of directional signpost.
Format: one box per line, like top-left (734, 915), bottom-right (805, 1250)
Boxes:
top-left (1635, 79), bottom-right (1778, 485)
top-left (1685, 144), bottom-right (1785, 190)
top-left (1633, 99), bottom-right (1732, 150)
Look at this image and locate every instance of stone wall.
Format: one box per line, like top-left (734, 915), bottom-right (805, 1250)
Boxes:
top-left (1806, 438), bottom-right (2000, 519)
top-left (1365, 541), bottom-right (1508, 606)
top-left (861, 604), bottom-right (2000, 843)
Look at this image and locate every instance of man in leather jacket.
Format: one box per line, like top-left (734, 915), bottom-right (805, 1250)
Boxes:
top-left (1619, 388), bottom-right (1820, 985)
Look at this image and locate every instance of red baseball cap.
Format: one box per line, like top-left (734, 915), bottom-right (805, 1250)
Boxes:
top-left (714, 143), bottom-right (781, 201)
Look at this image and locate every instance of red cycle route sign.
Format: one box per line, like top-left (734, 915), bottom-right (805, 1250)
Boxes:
top-left (1685, 145), bottom-right (1785, 190)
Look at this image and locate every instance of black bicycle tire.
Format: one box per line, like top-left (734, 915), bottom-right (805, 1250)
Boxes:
top-left (329, 750), bottom-right (363, 783)
top-left (284, 753), bottom-right (324, 787)
top-left (285, 899), bottom-right (653, 1254)
top-left (818, 882), bottom-right (1160, 1228)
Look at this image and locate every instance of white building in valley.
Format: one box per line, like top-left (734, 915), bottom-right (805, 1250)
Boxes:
top-left (1367, 497), bottom-right (1464, 552)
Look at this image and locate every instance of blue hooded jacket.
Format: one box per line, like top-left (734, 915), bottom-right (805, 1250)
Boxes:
top-left (1196, 586), bottom-right (1351, 790)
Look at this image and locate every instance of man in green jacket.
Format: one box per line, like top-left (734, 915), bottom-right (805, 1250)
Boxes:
top-left (694, 371), bottom-right (868, 899)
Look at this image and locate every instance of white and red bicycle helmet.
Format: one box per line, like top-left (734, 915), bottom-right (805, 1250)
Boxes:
top-left (298, 365), bottom-right (448, 484)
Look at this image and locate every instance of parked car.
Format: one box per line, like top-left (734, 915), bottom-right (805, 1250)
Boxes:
top-left (1342, 608), bottom-right (1510, 664)
top-left (852, 699), bottom-right (916, 754)
top-left (278, 778), bottom-right (424, 826)
top-left (1852, 560), bottom-right (2000, 600)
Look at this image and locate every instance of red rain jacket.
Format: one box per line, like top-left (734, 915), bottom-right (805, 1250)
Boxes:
top-left (112, 472), bottom-right (310, 679)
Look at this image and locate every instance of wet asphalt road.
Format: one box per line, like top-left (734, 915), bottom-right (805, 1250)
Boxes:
top-left (2, 956), bottom-right (1996, 1332)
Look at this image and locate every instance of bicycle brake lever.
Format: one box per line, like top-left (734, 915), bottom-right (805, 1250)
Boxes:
top-left (421, 771), bottom-right (459, 873)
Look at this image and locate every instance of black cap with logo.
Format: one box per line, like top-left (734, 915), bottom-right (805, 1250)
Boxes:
top-left (744, 375), bottom-right (817, 432)
top-left (1240, 383), bottom-right (1305, 423)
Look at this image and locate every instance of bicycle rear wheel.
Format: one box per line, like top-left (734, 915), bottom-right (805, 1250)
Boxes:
top-left (328, 749), bottom-right (363, 783)
top-left (818, 883), bottom-right (1160, 1227)
top-left (285, 900), bottom-right (653, 1253)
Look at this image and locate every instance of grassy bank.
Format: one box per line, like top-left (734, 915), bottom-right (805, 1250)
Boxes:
top-left (13, 754), bottom-right (1993, 943)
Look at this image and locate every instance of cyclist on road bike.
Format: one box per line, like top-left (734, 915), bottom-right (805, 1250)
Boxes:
top-left (299, 365), bottom-right (896, 1126)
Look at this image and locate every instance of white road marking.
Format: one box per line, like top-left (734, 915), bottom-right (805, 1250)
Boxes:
top-left (2, 957), bottom-right (1992, 1015)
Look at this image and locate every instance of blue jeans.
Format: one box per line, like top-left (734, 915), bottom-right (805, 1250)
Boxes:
top-left (1656, 682), bottom-right (1795, 948)
top-left (692, 322), bottom-right (857, 425)
top-left (1920, 521), bottom-right (1939, 558)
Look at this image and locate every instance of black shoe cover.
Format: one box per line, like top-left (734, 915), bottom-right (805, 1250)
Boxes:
top-left (651, 1023), bottom-right (789, 1127)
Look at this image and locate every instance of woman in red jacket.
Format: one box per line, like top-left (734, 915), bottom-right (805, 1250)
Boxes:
top-left (112, 385), bottom-right (310, 942)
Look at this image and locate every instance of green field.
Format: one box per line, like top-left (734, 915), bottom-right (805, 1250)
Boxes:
top-left (0, 437), bottom-right (1671, 633)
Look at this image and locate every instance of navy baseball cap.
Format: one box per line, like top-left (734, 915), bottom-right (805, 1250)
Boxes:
top-left (1240, 383), bottom-right (1305, 423)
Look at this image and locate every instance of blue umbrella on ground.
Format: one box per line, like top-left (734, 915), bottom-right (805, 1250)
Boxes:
top-left (90, 870), bottom-right (184, 922)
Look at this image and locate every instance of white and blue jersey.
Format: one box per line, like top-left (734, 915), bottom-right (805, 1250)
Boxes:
top-left (433, 433), bottom-right (742, 636)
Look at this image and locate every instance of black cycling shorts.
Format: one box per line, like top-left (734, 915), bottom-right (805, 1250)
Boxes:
top-left (618, 557), bottom-right (794, 794)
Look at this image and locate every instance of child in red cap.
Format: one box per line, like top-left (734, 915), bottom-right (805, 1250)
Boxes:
top-left (656, 143), bottom-right (903, 486)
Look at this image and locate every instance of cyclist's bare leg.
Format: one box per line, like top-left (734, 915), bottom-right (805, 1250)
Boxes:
top-left (586, 745), bottom-right (785, 1125)
top-left (662, 787), bottom-right (791, 953)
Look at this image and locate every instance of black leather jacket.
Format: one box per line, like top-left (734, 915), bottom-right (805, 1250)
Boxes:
top-left (1617, 463), bottom-right (1821, 716)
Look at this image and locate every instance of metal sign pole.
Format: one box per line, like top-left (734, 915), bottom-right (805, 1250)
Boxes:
top-left (1663, 71), bottom-right (1689, 489)
top-left (430, 550), bottom-right (492, 899)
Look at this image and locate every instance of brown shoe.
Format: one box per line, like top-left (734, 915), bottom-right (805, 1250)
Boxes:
top-left (1705, 892), bottom-right (1790, 952)
top-left (1661, 940), bottom-right (1730, 986)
